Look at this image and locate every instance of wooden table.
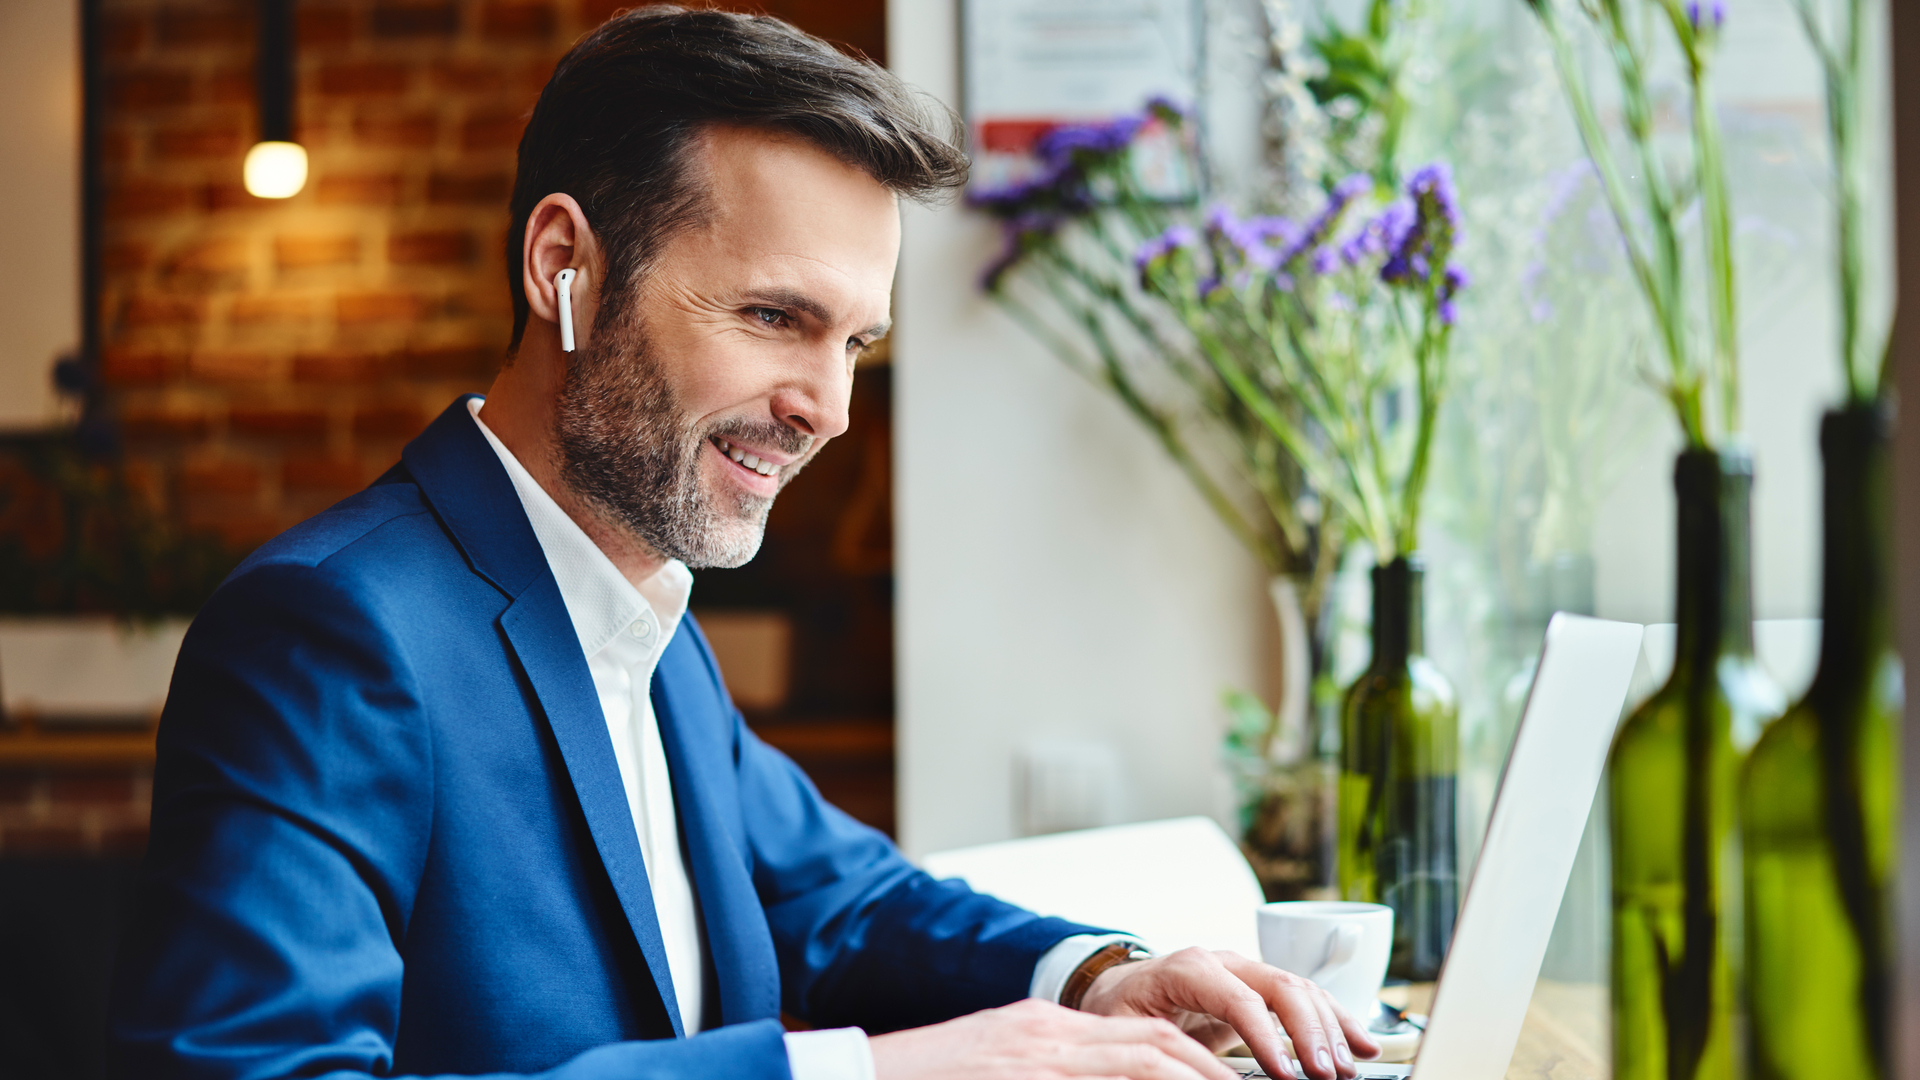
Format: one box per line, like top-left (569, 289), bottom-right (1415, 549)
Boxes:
top-left (1383, 980), bottom-right (1607, 1079)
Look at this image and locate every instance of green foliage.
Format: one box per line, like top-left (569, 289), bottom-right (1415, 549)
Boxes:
top-left (0, 437), bottom-right (239, 618)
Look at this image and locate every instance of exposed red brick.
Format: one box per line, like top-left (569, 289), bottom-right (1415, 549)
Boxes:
top-left (2, 823), bottom-right (88, 855)
top-left (156, 8), bottom-right (252, 46)
top-left (431, 60), bottom-right (510, 93)
top-left (119, 404), bottom-right (214, 440)
top-left (337, 291), bottom-right (424, 323)
top-left (102, 12), bottom-right (148, 57)
top-left (389, 230), bottom-right (474, 265)
top-left (316, 61), bottom-right (411, 97)
top-left (353, 112), bottom-right (439, 148)
top-left (189, 350), bottom-right (278, 383)
top-left (111, 69), bottom-right (195, 110)
top-left (180, 459), bottom-right (263, 496)
top-left (183, 506), bottom-right (284, 547)
top-left (297, 6), bottom-right (355, 47)
top-left (230, 295), bottom-right (318, 324)
top-left (120, 295), bottom-right (207, 327)
top-left (427, 171), bottom-right (511, 204)
top-left (208, 65), bottom-right (254, 105)
top-left (101, 348), bottom-right (185, 385)
top-left (275, 233), bottom-right (361, 269)
top-left (107, 183), bottom-right (199, 218)
top-left (164, 237), bottom-right (252, 275)
top-left (293, 351), bottom-right (377, 382)
top-left (229, 405), bottom-right (330, 439)
top-left (47, 772), bottom-right (138, 804)
top-left (97, 823), bottom-right (153, 855)
top-left (204, 182), bottom-right (262, 211)
top-left (0, 773), bottom-right (40, 809)
top-left (461, 111), bottom-right (527, 150)
top-left (316, 173), bottom-right (404, 205)
top-left (153, 122), bottom-right (246, 160)
top-left (102, 128), bottom-right (137, 163)
top-left (283, 455), bottom-right (370, 491)
top-left (371, 1), bottom-right (460, 37)
top-left (405, 344), bottom-right (494, 378)
top-left (482, 3), bottom-right (556, 40)
top-left (354, 403), bottom-right (428, 437)
top-left (575, 0), bottom-right (625, 27)
top-left (102, 242), bottom-right (155, 274)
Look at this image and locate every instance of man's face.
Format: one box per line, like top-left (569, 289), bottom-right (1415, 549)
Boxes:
top-left (554, 127), bottom-right (900, 568)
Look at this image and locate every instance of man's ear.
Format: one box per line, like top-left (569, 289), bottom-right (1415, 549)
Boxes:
top-left (521, 193), bottom-right (600, 347)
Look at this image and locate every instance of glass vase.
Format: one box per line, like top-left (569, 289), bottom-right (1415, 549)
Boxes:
top-left (1742, 405), bottom-right (1902, 1080)
top-left (1337, 555), bottom-right (1459, 980)
top-left (1609, 449), bottom-right (1782, 1080)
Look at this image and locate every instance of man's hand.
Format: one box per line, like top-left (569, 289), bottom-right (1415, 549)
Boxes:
top-left (1078, 947), bottom-right (1380, 1080)
top-left (868, 998), bottom-right (1242, 1080)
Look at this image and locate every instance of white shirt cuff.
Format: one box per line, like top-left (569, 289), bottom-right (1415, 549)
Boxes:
top-left (1029, 933), bottom-right (1150, 1004)
top-left (784, 1027), bottom-right (875, 1080)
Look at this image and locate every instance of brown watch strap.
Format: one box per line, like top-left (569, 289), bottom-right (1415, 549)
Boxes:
top-left (1060, 942), bottom-right (1146, 1011)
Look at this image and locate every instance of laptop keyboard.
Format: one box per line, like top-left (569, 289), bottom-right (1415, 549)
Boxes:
top-left (1236, 1060), bottom-right (1405, 1068)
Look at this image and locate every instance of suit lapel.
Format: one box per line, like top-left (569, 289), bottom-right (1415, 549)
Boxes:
top-left (652, 636), bottom-right (782, 1027)
top-left (405, 397), bottom-right (687, 1036)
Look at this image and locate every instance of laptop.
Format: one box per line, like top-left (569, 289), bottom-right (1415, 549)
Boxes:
top-left (1227, 612), bottom-right (1644, 1079)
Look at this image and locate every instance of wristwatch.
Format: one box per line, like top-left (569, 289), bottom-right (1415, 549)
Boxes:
top-left (1060, 941), bottom-right (1153, 1011)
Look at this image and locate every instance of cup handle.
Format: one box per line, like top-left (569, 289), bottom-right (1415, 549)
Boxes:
top-left (1307, 923), bottom-right (1362, 985)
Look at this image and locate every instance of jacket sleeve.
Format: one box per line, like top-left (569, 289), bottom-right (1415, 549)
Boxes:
top-left (109, 561), bottom-right (790, 1080)
top-left (719, 675), bottom-right (1111, 1031)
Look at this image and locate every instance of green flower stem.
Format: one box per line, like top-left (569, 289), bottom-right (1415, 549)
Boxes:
top-left (1529, 0), bottom-right (1716, 446)
top-left (994, 285), bottom-right (1290, 575)
top-left (1789, 0), bottom-right (1877, 401)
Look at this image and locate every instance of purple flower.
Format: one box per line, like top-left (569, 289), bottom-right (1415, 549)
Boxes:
top-left (1380, 162), bottom-right (1463, 292)
top-left (1135, 224), bottom-right (1199, 270)
top-left (1438, 299), bottom-right (1459, 326)
top-left (1145, 96), bottom-right (1189, 123)
top-left (1278, 174), bottom-right (1373, 268)
top-left (980, 210), bottom-right (1063, 291)
top-left (1034, 116), bottom-right (1143, 169)
top-left (1686, 0), bottom-right (1726, 31)
top-left (1311, 246), bottom-right (1342, 275)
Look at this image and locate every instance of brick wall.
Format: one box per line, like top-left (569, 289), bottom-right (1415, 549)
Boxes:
top-left (0, 769), bottom-right (152, 856)
top-left (98, 0), bottom-right (884, 548)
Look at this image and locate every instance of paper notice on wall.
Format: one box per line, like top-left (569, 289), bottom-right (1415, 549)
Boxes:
top-left (962, 0), bottom-right (1201, 197)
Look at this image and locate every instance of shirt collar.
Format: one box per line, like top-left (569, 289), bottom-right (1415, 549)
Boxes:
top-left (466, 397), bottom-right (693, 662)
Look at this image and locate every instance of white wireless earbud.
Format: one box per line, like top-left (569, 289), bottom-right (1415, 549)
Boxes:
top-left (555, 268), bottom-right (577, 353)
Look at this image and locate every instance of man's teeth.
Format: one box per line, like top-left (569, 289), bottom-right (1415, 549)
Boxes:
top-left (717, 439), bottom-right (779, 476)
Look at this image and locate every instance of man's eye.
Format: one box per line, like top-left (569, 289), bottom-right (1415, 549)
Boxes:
top-left (749, 307), bottom-right (789, 328)
top-left (847, 337), bottom-right (869, 354)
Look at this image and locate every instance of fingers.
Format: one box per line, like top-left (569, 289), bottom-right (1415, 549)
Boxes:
top-left (1075, 1014), bottom-right (1241, 1080)
top-left (1213, 953), bottom-right (1357, 1080)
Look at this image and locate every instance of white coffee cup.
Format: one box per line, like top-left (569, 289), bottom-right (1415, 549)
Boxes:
top-left (1256, 900), bottom-right (1393, 1019)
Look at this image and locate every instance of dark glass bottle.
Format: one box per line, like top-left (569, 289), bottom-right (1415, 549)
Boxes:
top-left (1337, 556), bottom-right (1459, 979)
top-left (1609, 450), bottom-right (1782, 1080)
top-left (1742, 406), bottom-right (1902, 1080)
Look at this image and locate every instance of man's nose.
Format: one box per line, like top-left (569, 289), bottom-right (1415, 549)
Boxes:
top-left (771, 341), bottom-right (854, 442)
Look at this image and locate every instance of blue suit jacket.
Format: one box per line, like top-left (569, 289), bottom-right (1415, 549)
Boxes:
top-left (110, 398), bottom-right (1103, 1079)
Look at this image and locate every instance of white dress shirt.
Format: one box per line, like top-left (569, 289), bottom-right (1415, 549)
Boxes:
top-left (469, 400), bottom-right (1138, 1079)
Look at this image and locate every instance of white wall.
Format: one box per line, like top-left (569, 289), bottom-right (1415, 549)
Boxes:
top-left (0, 0), bottom-right (81, 430)
top-left (890, 0), bottom-right (1269, 859)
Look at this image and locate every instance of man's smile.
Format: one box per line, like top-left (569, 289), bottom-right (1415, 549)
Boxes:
top-left (710, 435), bottom-right (790, 494)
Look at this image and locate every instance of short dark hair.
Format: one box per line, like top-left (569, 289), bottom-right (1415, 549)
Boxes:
top-left (505, 5), bottom-right (968, 353)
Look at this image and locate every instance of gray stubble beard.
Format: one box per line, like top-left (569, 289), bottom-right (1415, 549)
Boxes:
top-left (552, 317), bottom-right (812, 569)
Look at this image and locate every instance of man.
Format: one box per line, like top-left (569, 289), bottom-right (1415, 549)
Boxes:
top-left (109, 9), bottom-right (1377, 1080)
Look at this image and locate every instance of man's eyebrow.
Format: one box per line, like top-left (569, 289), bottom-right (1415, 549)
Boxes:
top-left (745, 288), bottom-right (889, 339)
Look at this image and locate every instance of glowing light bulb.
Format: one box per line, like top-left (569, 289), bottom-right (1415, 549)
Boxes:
top-left (243, 141), bottom-right (308, 198)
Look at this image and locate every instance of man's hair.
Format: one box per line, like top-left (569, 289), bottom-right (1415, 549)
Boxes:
top-left (506, 5), bottom-right (968, 353)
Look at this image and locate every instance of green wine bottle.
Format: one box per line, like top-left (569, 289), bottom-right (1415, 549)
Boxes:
top-left (1742, 406), bottom-right (1902, 1080)
top-left (1610, 449), bottom-right (1782, 1080)
top-left (1338, 556), bottom-right (1459, 979)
